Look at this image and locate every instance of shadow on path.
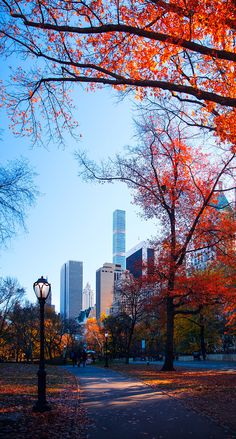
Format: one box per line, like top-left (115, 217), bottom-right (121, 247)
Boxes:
top-left (67, 365), bottom-right (234, 439)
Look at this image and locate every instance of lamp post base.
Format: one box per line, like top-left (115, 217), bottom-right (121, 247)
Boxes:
top-left (33, 368), bottom-right (51, 412)
top-left (33, 401), bottom-right (51, 413)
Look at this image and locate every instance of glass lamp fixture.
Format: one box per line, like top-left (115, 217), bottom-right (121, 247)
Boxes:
top-left (33, 276), bottom-right (51, 301)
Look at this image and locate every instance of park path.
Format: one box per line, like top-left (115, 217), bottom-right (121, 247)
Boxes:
top-left (67, 365), bottom-right (233, 439)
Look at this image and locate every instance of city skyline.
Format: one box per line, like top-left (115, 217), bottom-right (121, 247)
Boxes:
top-left (0, 88), bottom-right (159, 313)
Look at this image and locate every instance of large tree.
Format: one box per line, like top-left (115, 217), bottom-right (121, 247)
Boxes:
top-left (0, 0), bottom-right (235, 146)
top-left (76, 114), bottom-right (235, 370)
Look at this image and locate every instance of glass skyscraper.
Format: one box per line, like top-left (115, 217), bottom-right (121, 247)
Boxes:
top-left (113, 209), bottom-right (126, 270)
top-left (126, 241), bottom-right (154, 278)
top-left (60, 260), bottom-right (83, 320)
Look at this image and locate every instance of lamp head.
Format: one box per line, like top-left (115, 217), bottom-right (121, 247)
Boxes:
top-left (33, 276), bottom-right (51, 301)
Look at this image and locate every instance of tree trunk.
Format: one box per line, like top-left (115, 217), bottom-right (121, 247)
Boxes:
top-left (162, 297), bottom-right (175, 371)
top-left (200, 325), bottom-right (206, 360)
top-left (125, 323), bottom-right (135, 364)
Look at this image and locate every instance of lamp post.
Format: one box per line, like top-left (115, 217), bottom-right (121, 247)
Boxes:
top-left (104, 332), bottom-right (109, 368)
top-left (33, 276), bottom-right (51, 412)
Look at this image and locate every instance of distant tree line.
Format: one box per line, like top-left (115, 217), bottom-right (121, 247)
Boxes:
top-left (0, 277), bottom-right (82, 363)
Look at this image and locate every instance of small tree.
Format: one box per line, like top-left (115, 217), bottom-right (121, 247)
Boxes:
top-left (8, 302), bottom-right (38, 362)
top-left (0, 277), bottom-right (25, 339)
top-left (115, 272), bottom-right (152, 363)
top-left (62, 318), bottom-right (82, 350)
top-left (44, 307), bottom-right (64, 360)
top-left (104, 313), bottom-right (133, 359)
top-left (85, 317), bottom-right (104, 356)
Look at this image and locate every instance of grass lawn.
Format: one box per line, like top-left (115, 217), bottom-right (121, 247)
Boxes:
top-left (0, 363), bottom-right (88, 439)
top-left (110, 363), bottom-right (236, 434)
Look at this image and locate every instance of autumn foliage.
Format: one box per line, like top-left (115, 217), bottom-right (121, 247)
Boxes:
top-left (0, 0), bottom-right (235, 147)
top-left (77, 112), bottom-right (235, 369)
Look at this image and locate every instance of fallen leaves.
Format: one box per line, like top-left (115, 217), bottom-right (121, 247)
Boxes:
top-left (0, 363), bottom-right (88, 438)
top-left (111, 363), bottom-right (236, 433)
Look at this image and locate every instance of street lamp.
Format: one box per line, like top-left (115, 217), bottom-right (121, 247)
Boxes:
top-left (33, 276), bottom-right (51, 412)
top-left (104, 332), bottom-right (109, 368)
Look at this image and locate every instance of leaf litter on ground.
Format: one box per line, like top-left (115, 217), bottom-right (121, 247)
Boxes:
top-left (110, 363), bottom-right (236, 434)
top-left (0, 363), bottom-right (89, 439)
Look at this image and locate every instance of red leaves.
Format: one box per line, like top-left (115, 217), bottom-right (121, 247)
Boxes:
top-left (111, 363), bottom-right (236, 432)
top-left (0, 363), bottom-right (88, 438)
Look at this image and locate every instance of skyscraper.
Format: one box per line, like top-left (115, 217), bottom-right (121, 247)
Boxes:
top-left (60, 260), bottom-right (83, 320)
top-left (96, 262), bottom-right (123, 320)
top-left (82, 282), bottom-right (95, 310)
top-left (126, 241), bottom-right (155, 278)
top-left (113, 209), bottom-right (126, 270)
top-left (188, 182), bottom-right (233, 272)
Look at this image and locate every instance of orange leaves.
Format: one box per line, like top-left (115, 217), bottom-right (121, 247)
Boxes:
top-left (214, 110), bottom-right (236, 147)
top-left (0, 0), bottom-right (236, 148)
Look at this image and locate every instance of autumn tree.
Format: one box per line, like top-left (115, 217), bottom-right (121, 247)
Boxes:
top-left (44, 306), bottom-right (64, 359)
top-left (7, 301), bottom-right (38, 362)
top-left (76, 112), bottom-right (235, 370)
top-left (114, 271), bottom-right (152, 363)
top-left (0, 277), bottom-right (25, 341)
top-left (62, 317), bottom-right (82, 350)
top-left (103, 313), bottom-right (132, 359)
top-left (0, 158), bottom-right (38, 246)
top-left (174, 304), bottom-right (227, 357)
top-left (84, 317), bottom-right (104, 355)
top-left (0, 0), bottom-right (235, 148)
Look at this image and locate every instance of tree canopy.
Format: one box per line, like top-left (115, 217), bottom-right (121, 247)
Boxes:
top-left (77, 112), bottom-right (235, 369)
top-left (0, 0), bottom-right (235, 146)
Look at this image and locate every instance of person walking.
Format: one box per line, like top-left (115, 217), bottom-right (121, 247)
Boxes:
top-left (82, 349), bottom-right (87, 367)
top-left (70, 350), bottom-right (77, 367)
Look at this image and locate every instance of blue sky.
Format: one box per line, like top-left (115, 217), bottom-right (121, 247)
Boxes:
top-left (1, 86), bottom-right (159, 312)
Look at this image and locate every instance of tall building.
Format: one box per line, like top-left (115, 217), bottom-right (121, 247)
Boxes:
top-left (113, 209), bottom-right (126, 270)
top-left (188, 183), bottom-right (233, 272)
top-left (96, 262), bottom-right (123, 320)
top-left (82, 282), bottom-right (95, 310)
top-left (60, 260), bottom-right (83, 320)
top-left (126, 241), bottom-right (155, 278)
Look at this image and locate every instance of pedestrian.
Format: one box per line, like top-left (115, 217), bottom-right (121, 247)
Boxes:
top-left (70, 350), bottom-right (77, 367)
top-left (82, 349), bottom-right (87, 367)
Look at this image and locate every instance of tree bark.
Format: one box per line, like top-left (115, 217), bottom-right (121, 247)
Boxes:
top-left (162, 297), bottom-right (175, 371)
top-left (125, 322), bottom-right (135, 364)
top-left (200, 325), bottom-right (206, 360)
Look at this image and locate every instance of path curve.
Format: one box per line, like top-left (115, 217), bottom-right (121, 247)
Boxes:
top-left (67, 365), bottom-right (233, 439)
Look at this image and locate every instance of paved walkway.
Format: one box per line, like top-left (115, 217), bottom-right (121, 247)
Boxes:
top-left (134, 360), bottom-right (236, 371)
top-left (67, 365), bottom-right (233, 439)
